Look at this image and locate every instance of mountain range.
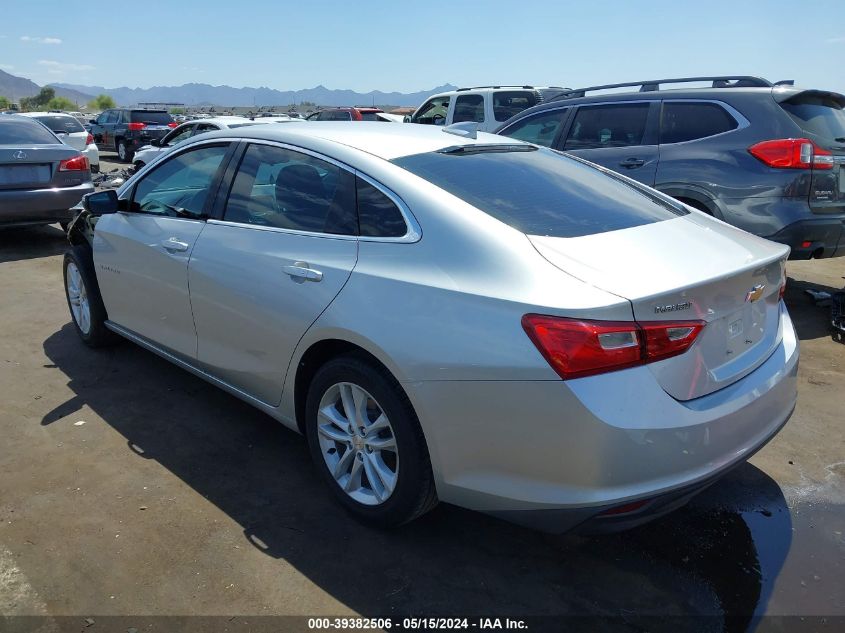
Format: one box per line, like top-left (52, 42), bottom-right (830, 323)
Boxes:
top-left (1, 68), bottom-right (455, 108)
top-left (50, 81), bottom-right (458, 108)
top-left (0, 69), bottom-right (95, 105)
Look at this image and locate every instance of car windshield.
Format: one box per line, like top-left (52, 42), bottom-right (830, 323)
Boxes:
top-left (780, 93), bottom-right (845, 144)
top-left (33, 115), bottom-right (85, 134)
top-left (130, 111), bottom-right (173, 125)
top-left (0, 118), bottom-right (59, 144)
top-left (392, 146), bottom-right (688, 238)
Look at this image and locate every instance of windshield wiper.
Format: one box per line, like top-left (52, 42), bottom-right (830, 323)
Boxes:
top-left (437, 144), bottom-right (538, 156)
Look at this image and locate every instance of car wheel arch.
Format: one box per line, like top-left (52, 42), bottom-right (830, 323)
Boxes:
top-left (291, 337), bottom-right (410, 436)
top-left (656, 185), bottom-right (724, 219)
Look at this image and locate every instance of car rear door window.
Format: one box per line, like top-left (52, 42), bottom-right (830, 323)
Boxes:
top-left (563, 103), bottom-right (650, 150)
top-left (356, 176), bottom-right (408, 237)
top-left (660, 102), bottom-right (738, 144)
top-left (392, 146), bottom-right (686, 238)
top-left (493, 91), bottom-right (540, 122)
top-left (500, 109), bottom-right (568, 147)
top-left (224, 143), bottom-right (356, 234)
top-left (453, 94), bottom-right (485, 124)
top-left (130, 144), bottom-right (230, 218)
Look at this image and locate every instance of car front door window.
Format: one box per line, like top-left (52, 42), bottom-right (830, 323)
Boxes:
top-left (130, 144), bottom-right (230, 218)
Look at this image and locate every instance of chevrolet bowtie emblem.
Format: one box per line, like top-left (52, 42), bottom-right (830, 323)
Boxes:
top-left (745, 284), bottom-right (766, 303)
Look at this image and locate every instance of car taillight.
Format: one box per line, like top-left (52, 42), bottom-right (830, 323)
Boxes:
top-left (748, 138), bottom-right (834, 170)
top-left (521, 314), bottom-right (705, 380)
top-left (85, 132), bottom-right (94, 145)
top-left (167, 122), bottom-right (178, 128)
top-left (127, 122), bottom-right (146, 131)
top-left (59, 155), bottom-right (90, 171)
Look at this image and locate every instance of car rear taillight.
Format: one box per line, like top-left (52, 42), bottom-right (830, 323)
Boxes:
top-left (521, 314), bottom-right (705, 380)
top-left (59, 155), bottom-right (90, 171)
top-left (748, 138), bottom-right (834, 170)
top-left (127, 122), bottom-right (146, 131)
top-left (167, 122), bottom-right (178, 128)
top-left (85, 133), bottom-right (94, 145)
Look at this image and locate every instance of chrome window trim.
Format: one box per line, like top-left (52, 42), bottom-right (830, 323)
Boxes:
top-left (659, 99), bottom-right (750, 144)
top-left (211, 138), bottom-right (422, 243)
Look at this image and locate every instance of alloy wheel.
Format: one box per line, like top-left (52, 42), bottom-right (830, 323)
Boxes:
top-left (66, 262), bottom-right (91, 334)
top-left (316, 382), bottom-right (398, 506)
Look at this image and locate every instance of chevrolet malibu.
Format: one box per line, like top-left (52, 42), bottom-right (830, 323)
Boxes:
top-left (62, 123), bottom-right (798, 532)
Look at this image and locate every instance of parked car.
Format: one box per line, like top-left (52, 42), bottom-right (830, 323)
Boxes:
top-left (132, 116), bottom-right (266, 169)
top-left (63, 123), bottom-right (797, 533)
top-left (18, 111), bottom-right (100, 173)
top-left (307, 107), bottom-right (387, 121)
top-left (89, 108), bottom-right (177, 163)
top-left (497, 75), bottom-right (845, 260)
top-left (408, 86), bottom-right (571, 132)
top-left (0, 114), bottom-right (93, 229)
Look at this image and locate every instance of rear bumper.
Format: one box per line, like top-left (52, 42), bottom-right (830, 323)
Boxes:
top-left (408, 306), bottom-right (799, 533)
top-left (0, 183), bottom-right (94, 226)
top-left (765, 217), bottom-right (845, 259)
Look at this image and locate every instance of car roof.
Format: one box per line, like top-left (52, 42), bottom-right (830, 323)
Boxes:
top-left (17, 111), bottom-right (77, 118)
top-left (197, 121), bottom-right (527, 160)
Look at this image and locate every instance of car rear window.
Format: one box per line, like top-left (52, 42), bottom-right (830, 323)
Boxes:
top-left (780, 93), bottom-right (845, 144)
top-left (493, 91), bottom-right (540, 122)
top-left (360, 112), bottom-right (381, 121)
top-left (0, 117), bottom-right (59, 144)
top-left (130, 110), bottom-right (173, 125)
top-left (392, 146), bottom-right (687, 238)
top-left (33, 115), bottom-right (85, 134)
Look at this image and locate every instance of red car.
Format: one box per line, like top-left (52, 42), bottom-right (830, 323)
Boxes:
top-left (307, 107), bottom-right (387, 121)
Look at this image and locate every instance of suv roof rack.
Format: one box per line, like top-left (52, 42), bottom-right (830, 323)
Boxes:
top-left (555, 76), bottom-right (777, 99)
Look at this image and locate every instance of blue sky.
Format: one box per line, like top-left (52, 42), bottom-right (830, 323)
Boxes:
top-left (2, 0), bottom-right (844, 94)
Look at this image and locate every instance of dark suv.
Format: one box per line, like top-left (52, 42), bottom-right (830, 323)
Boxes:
top-left (89, 108), bottom-right (176, 163)
top-left (496, 76), bottom-right (845, 259)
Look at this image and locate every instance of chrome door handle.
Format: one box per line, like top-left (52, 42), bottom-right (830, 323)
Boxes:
top-left (283, 262), bottom-right (323, 282)
top-left (161, 237), bottom-right (190, 252)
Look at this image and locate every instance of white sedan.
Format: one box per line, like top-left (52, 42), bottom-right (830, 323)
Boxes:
top-left (18, 112), bottom-right (100, 173)
top-left (132, 116), bottom-right (268, 169)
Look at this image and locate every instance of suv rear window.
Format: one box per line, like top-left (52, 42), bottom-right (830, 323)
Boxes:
top-left (660, 102), bottom-right (738, 144)
top-left (392, 146), bottom-right (687, 238)
top-left (780, 93), bottom-right (845, 144)
top-left (129, 110), bottom-right (173, 125)
top-left (493, 91), bottom-right (540, 122)
top-left (360, 112), bottom-right (381, 121)
top-left (0, 117), bottom-right (58, 144)
top-left (33, 115), bottom-right (85, 134)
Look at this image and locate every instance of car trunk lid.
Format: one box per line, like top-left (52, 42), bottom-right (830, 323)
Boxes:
top-left (0, 144), bottom-right (87, 190)
top-left (529, 213), bottom-right (789, 400)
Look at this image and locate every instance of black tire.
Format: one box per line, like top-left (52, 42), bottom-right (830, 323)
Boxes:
top-left (305, 355), bottom-right (438, 527)
top-left (63, 245), bottom-right (120, 348)
top-left (116, 140), bottom-right (133, 163)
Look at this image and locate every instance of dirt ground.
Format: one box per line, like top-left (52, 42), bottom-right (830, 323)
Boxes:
top-left (1, 156), bottom-right (843, 632)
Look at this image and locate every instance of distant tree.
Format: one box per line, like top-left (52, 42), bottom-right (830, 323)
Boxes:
top-left (87, 94), bottom-right (116, 111)
top-left (0, 95), bottom-right (10, 110)
top-left (20, 87), bottom-right (57, 111)
top-left (47, 96), bottom-right (75, 111)
top-left (169, 107), bottom-right (185, 115)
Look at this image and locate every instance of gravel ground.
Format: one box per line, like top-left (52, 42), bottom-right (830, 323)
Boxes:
top-left (0, 163), bottom-right (843, 632)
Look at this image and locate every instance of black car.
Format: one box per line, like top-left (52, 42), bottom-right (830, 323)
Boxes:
top-left (89, 108), bottom-right (176, 163)
top-left (496, 75), bottom-right (845, 260)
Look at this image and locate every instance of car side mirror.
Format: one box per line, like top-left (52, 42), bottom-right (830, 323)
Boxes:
top-left (89, 119), bottom-right (97, 125)
top-left (83, 189), bottom-right (120, 216)
top-left (151, 139), bottom-right (161, 147)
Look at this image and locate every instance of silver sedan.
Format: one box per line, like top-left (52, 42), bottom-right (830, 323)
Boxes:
top-left (62, 123), bottom-right (798, 532)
